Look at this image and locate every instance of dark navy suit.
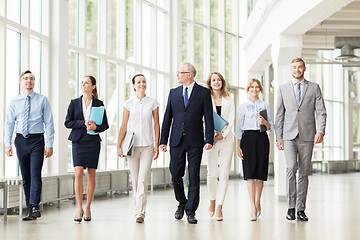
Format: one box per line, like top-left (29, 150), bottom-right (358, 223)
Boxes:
top-left (65, 96), bottom-right (109, 142)
top-left (160, 82), bottom-right (214, 214)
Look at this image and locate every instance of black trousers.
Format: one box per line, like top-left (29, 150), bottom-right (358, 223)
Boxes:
top-left (169, 135), bottom-right (203, 215)
top-left (15, 135), bottom-right (45, 210)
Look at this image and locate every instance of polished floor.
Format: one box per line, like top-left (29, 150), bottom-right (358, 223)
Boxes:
top-left (1, 173), bottom-right (360, 240)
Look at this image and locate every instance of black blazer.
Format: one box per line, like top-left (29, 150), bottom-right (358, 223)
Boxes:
top-left (64, 96), bottom-right (109, 142)
top-left (160, 82), bottom-right (214, 147)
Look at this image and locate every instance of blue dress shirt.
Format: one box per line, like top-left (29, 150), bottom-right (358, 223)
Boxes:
top-left (235, 98), bottom-right (275, 139)
top-left (4, 91), bottom-right (55, 147)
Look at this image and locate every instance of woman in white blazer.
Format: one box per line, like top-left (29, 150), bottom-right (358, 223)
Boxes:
top-left (205, 72), bottom-right (235, 221)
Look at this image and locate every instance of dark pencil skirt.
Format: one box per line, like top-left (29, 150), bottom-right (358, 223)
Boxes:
top-left (72, 132), bottom-right (100, 169)
top-left (240, 130), bottom-right (269, 181)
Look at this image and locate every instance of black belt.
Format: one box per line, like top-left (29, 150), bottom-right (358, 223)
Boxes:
top-left (17, 133), bottom-right (43, 138)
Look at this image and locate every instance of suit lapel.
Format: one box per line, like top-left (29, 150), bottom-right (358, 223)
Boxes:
top-left (289, 81), bottom-right (298, 107)
top-left (176, 86), bottom-right (186, 110)
top-left (78, 96), bottom-right (85, 120)
top-left (186, 82), bottom-right (199, 109)
top-left (299, 80), bottom-right (309, 107)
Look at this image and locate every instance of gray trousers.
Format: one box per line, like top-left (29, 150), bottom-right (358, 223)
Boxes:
top-left (284, 136), bottom-right (314, 211)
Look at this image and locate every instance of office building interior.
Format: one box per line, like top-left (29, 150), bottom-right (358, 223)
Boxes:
top-left (1, 0), bottom-right (360, 239)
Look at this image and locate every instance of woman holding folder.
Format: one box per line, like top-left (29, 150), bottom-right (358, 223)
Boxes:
top-left (205, 72), bottom-right (235, 221)
top-left (117, 74), bottom-right (160, 223)
top-left (65, 75), bottom-right (109, 223)
top-left (235, 78), bottom-right (274, 221)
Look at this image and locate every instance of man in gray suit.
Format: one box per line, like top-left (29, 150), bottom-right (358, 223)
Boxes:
top-left (275, 58), bottom-right (327, 221)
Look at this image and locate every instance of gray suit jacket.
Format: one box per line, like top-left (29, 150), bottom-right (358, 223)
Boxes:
top-left (275, 79), bottom-right (327, 142)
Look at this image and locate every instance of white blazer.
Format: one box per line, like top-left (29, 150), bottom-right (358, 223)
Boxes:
top-left (212, 95), bottom-right (235, 141)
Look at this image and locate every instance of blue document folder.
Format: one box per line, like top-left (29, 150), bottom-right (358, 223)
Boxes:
top-left (87, 106), bottom-right (105, 135)
top-left (213, 111), bottom-right (229, 132)
top-left (205, 112), bottom-right (229, 145)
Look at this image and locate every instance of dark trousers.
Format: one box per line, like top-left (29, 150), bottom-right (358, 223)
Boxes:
top-left (15, 135), bottom-right (45, 210)
top-left (169, 135), bottom-right (203, 215)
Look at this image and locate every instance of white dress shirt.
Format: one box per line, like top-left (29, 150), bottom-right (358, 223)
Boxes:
top-left (123, 95), bottom-right (160, 147)
top-left (82, 97), bottom-right (92, 121)
top-left (235, 98), bottom-right (275, 139)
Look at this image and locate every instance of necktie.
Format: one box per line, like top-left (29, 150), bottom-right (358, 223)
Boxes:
top-left (295, 82), bottom-right (301, 106)
top-left (184, 87), bottom-right (188, 107)
top-left (22, 95), bottom-right (31, 137)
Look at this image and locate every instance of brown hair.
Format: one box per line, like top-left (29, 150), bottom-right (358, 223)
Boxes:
top-left (19, 70), bottom-right (33, 80)
top-left (291, 57), bottom-right (306, 67)
top-left (85, 75), bottom-right (98, 99)
top-left (246, 78), bottom-right (263, 94)
top-left (206, 72), bottom-right (230, 97)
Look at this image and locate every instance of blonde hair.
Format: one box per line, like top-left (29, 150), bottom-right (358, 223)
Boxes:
top-left (206, 72), bottom-right (230, 97)
top-left (246, 78), bottom-right (263, 94)
top-left (291, 57), bottom-right (306, 67)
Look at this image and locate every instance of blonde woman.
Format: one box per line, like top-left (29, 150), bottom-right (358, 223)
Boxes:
top-left (117, 74), bottom-right (160, 223)
top-left (235, 79), bottom-right (274, 221)
top-left (205, 72), bottom-right (235, 221)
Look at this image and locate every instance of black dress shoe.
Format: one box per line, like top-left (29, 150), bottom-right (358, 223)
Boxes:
top-left (187, 213), bottom-right (198, 224)
top-left (286, 208), bottom-right (295, 220)
top-left (174, 203), bottom-right (186, 220)
top-left (31, 207), bottom-right (41, 219)
top-left (22, 212), bottom-right (36, 221)
top-left (297, 211), bottom-right (309, 221)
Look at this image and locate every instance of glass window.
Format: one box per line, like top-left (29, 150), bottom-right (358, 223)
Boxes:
top-left (225, 34), bottom-right (233, 84)
top-left (225, 0), bottom-right (233, 33)
top-left (126, 0), bottom-right (134, 61)
top-left (210, 30), bottom-right (220, 71)
top-left (182, 22), bottom-right (188, 62)
top-left (29, 38), bottom-right (42, 93)
top-left (86, 0), bottom-right (98, 52)
top-left (68, 51), bottom-right (78, 101)
top-left (142, 3), bottom-right (153, 67)
top-left (106, 0), bottom-right (117, 57)
top-left (7, 0), bottom-right (20, 24)
top-left (69, 0), bottom-right (78, 46)
top-left (0, 0), bottom-right (4, 16)
top-left (126, 66), bottom-right (135, 100)
top-left (157, 10), bottom-right (166, 71)
top-left (6, 29), bottom-right (20, 106)
top-left (194, 0), bottom-right (204, 23)
top-left (182, 0), bottom-right (188, 19)
top-left (86, 56), bottom-right (98, 80)
top-left (30, 0), bottom-right (42, 32)
top-left (157, 0), bottom-right (168, 10)
top-left (194, 25), bottom-right (204, 80)
top-left (5, 28), bottom-right (21, 178)
top-left (210, 0), bottom-right (219, 29)
top-left (106, 62), bottom-right (118, 169)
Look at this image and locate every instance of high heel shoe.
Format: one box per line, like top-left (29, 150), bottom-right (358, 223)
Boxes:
top-left (257, 211), bottom-right (261, 218)
top-left (74, 209), bottom-right (84, 223)
top-left (249, 216), bottom-right (257, 221)
top-left (84, 210), bottom-right (92, 221)
top-left (208, 211), bottom-right (215, 217)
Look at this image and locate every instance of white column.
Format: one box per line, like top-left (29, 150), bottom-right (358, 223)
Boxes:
top-left (271, 35), bottom-right (302, 201)
top-left (0, 19), bottom-right (5, 178)
top-left (48, 0), bottom-right (69, 175)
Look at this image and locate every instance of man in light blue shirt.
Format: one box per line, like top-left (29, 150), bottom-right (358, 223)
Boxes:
top-left (4, 70), bottom-right (54, 221)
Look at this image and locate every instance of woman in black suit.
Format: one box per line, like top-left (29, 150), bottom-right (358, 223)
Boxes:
top-left (65, 75), bottom-right (109, 223)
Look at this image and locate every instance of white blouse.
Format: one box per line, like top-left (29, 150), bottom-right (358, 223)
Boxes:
top-left (82, 97), bottom-right (92, 121)
top-left (123, 95), bottom-right (159, 147)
